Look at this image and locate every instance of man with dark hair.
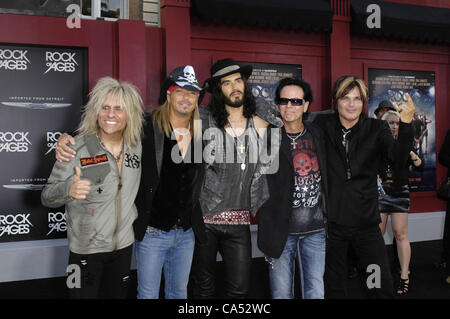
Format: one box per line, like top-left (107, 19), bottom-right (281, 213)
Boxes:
top-left (374, 100), bottom-right (397, 119)
top-left (190, 58), bottom-right (281, 299)
top-left (312, 75), bottom-right (415, 298)
top-left (257, 77), bottom-right (328, 299)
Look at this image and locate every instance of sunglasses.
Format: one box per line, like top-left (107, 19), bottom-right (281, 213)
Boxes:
top-left (278, 98), bottom-right (306, 106)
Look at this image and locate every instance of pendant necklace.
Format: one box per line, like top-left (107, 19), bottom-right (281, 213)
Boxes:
top-left (227, 121), bottom-right (247, 171)
top-left (286, 128), bottom-right (307, 150)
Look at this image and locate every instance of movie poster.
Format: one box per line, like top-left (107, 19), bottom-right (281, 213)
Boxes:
top-left (368, 68), bottom-right (436, 192)
top-left (246, 62), bottom-right (302, 107)
top-left (0, 44), bottom-right (87, 242)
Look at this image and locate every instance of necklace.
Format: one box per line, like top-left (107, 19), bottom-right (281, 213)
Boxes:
top-left (341, 128), bottom-right (351, 147)
top-left (173, 122), bottom-right (191, 136)
top-left (227, 120), bottom-right (247, 171)
top-left (286, 128), bottom-right (307, 149)
top-left (97, 134), bottom-right (124, 163)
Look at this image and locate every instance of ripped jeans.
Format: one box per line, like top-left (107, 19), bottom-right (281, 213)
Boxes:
top-left (265, 230), bottom-right (325, 299)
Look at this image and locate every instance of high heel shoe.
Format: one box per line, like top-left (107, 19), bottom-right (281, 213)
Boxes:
top-left (396, 277), bottom-right (409, 295)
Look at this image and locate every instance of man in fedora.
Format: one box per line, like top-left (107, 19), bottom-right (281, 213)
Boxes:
top-left (190, 58), bottom-right (281, 299)
top-left (54, 65), bottom-right (208, 299)
top-left (374, 100), bottom-right (397, 119)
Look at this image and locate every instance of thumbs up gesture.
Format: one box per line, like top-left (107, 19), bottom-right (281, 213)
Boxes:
top-left (69, 167), bottom-right (91, 200)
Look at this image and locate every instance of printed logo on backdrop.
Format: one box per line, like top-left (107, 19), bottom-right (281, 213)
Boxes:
top-left (45, 132), bottom-right (62, 155)
top-left (0, 213), bottom-right (33, 237)
top-left (44, 51), bottom-right (78, 74)
top-left (0, 131), bottom-right (31, 152)
top-left (47, 211), bottom-right (67, 236)
top-left (0, 49), bottom-right (30, 71)
top-left (0, 44), bottom-right (87, 243)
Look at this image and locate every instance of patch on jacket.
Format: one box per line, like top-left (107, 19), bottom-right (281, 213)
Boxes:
top-left (80, 154), bottom-right (108, 167)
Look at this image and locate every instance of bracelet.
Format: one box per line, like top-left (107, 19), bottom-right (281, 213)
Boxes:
top-left (413, 158), bottom-right (420, 162)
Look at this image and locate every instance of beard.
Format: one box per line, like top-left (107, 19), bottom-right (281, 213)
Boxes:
top-left (221, 91), bottom-right (244, 108)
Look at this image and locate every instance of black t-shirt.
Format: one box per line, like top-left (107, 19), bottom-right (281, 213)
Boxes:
top-left (287, 129), bottom-right (325, 236)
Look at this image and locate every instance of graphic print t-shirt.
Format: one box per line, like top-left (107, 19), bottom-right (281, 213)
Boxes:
top-left (287, 129), bottom-right (325, 236)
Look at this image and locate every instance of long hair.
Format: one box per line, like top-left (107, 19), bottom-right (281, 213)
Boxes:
top-left (332, 75), bottom-right (368, 119)
top-left (77, 77), bottom-right (144, 148)
top-left (208, 78), bottom-right (256, 128)
top-left (152, 98), bottom-right (202, 141)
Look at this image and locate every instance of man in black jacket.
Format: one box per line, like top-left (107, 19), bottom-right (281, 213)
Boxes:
top-left (257, 78), bottom-right (328, 299)
top-left (313, 75), bottom-right (414, 298)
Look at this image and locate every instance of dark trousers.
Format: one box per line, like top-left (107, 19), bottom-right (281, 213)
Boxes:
top-left (325, 223), bottom-right (394, 299)
top-left (67, 245), bottom-right (132, 299)
top-left (190, 223), bottom-right (251, 299)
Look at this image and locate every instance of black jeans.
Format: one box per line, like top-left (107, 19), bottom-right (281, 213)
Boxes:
top-left (325, 223), bottom-right (394, 299)
top-left (190, 223), bottom-right (252, 299)
top-left (67, 245), bottom-right (133, 299)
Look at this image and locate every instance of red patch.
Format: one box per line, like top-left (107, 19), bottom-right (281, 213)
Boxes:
top-left (80, 154), bottom-right (108, 166)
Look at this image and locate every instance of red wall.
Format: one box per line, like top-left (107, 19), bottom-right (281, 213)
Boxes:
top-left (187, 13), bottom-right (449, 214)
top-left (0, 13), bottom-right (160, 106)
top-left (350, 35), bottom-right (449, 213)
top-left (191, 19), bottom-right (330, 111)
top-left (1, 4), bottom-right (449, 214)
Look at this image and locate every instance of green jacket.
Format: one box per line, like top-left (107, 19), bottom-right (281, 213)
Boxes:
top-left (41, 134), bottom-right (142, 254)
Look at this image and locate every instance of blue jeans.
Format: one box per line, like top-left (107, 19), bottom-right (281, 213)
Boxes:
top-left (135, 226), bottom-right (195, 299)
top-left (267, 230), bottom-right (325, 299)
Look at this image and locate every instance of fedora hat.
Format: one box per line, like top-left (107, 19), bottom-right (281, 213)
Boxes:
top-left (158, 65), bottom-right (202, 106)
top-left (374, 100), bottom-right (396, 117)
top-left (204, 58), bottom-right (253, 92)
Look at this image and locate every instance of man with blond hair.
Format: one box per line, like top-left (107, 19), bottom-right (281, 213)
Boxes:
top-left (312, 75), bottom-right (415, 298)
top-left (42, 77), bottom-right (144, 298)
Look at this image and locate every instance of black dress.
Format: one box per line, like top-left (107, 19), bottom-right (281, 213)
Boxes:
top-left (378, 142), bottom-right (424, 213)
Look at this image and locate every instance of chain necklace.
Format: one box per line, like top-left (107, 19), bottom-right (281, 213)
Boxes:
top-left (286, 128), bottom-right (307, 149)
top-left (227, 120), bottom-right (247, 171)
top-left (97, 134), bottom-right (124, 163)
top-left (173, 122), bottom-right (191, 136)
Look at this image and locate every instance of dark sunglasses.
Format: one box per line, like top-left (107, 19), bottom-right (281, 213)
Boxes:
top-left (278, 98), bottom-right (306, 106)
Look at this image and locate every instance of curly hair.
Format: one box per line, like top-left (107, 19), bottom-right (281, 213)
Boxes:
top-left (208, 79), bottom-right (256, 128)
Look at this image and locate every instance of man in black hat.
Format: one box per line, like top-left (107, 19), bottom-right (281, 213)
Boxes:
top-left (190, 58), bottom-right (280, 299)
top-left (374, 100), bottom-right (397, 119)
top-left (54, 66), bottom-right (207, 299)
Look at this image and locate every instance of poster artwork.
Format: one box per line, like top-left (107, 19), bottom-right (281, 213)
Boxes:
top-left (246, 62), bottom-right (302, 114)
top-left (368, 69), bottom-right (436, 192)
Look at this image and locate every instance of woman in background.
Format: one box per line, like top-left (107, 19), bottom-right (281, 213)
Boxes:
top-left (378, 110), bottom-right (423, 296)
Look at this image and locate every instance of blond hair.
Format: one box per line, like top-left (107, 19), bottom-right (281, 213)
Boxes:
top-left (381, 110), bottom-right (401, 121)
top-left (77, 77), bottom-right (144, 148)
top-left (152, 98), bottom-right (202, 141)
top-left (333, 75), bottom-right (368, 112)
top-left (381, 110), bottom-right (401, 139)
